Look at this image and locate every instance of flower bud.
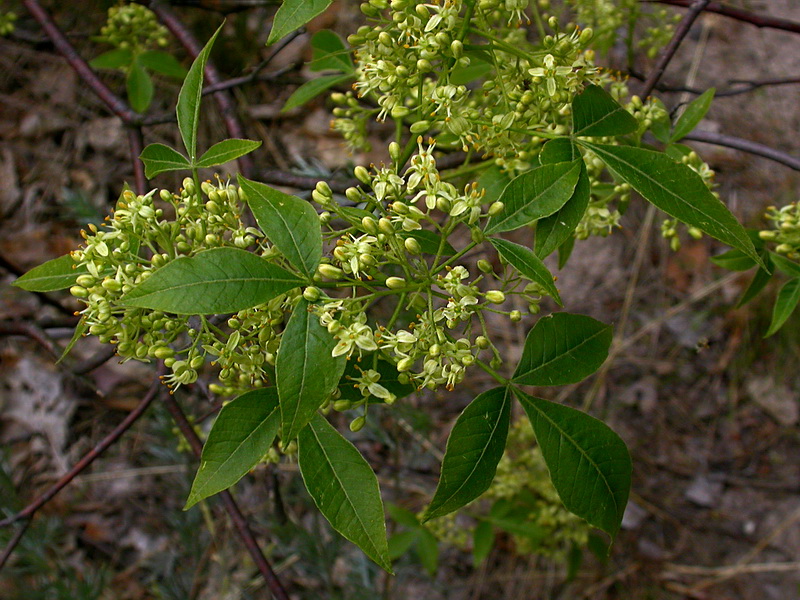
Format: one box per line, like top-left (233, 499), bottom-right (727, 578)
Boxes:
top-left (378, 31), bottom-right (393, 46)
top-left (349, 416), bottom-right (367, 432)
top-left (361, 216), bottom-right (378, 234)
top-left (392, 201), bottom-right (409, 214)
top-left (333, 399), bottom-right (353, 412)
top-left (354, 165), bottom-right (371, 184)
top-left (509, 310), bottom-right (522, 322)
top-left (485, 290), bottom-right (505, 304)
top-left (378, 217), bottom-right (394, 236)
top-left (303, 286), bottom-right (321, 302)
top-left (75, 274), bottom-right (95, 287)
top-left (160, 189), bottom-right (172, 202)
top-left (70, 285), bottom-right (89, 298)
top-left (397, 357), bottom-right (414, 372)
top-left (488, 201), bottom-right (504, 217)
top-left (410, 121), bottom-right (431, 134)
top-left (475, 335), bottom-right (490, 349)
top-left (346, 187), bottom-right (362, 204)
top-left (404, 236), bottom-right (422, 255)
top-left (389, 141), bottom-right (402, 161)
top-left (450, 39), bottom-right (463, 58)
top-left (386, 276), bottom-right (406, 289)
top-left (477, 259), bottom-right (493, 274)
top-left (318, 264), bottom-right (344, 279)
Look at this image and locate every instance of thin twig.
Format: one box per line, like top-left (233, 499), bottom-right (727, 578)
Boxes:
top-left (0, 376), bottom-right (161, 529)
top-left (640, 0), bottom-right (710, 99)
top-left (650, 0), bottom-right (800, 35)
top-left (162, 394), bottom-right (291, 600)
top-left (73, 346), bottom-right (118, 375)
top-left (148, 1), bottom-right (255, 177)
top-left (0, 520), bottom-right (31, 572)
top-left (630, 73), bottom-right (800, 98)
top-left (683, 130), bottom-right (800, 171)
top-left (0, 321), bottom-right (61, 359)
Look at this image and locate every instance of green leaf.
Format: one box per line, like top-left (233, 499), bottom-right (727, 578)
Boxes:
top-left (309, 30), bottom-right (353, 72)
top-left (177, 24), bottom-right (223, 161)
top-left (710, 247), bottom-right (757, 271)
top-left (515, 390), bottom-right (631, 539)
top-left (139, 143), bottom-right (191, 178)
top-left (770, 253), bottom-right (800, 279)
top-left (765, 278), bottom-right (800, 337)
top-left (415, 529), bottom-right (439, 575)
top-left (185, 388), bottom-right (280, 509)
top-left (281, 73), bottom-right (353, 112)
top-left (90, 47), bottom-right (132, 70)
top-left (424, 387), bottom-right (512, 521)
top-left (127, 58), bottom-right (154, 114)
top-left (450, 57), bottom-right (492, 85)
top-left (572, 84), bottom-right (638, 137)
top-left (513, 312), bottom-right (612, 386)
top-left (490, 238), bottom-right (562, 306)
top-left (649, 98), bottom-right (671, 144)
top-left (57, 318), bottom-right (88, 365)
top-left (139, 50), bottom-right (187, 80)
top-left (671, 88), bottom-right (715, 142)
top-left (388, 530), bottom-right (418, 560)
top-left (196, 139), bottom-right (261, 169)
top-left (534, 162), bottom-right (590, 259)
top-left (582, 143), bottom-right (762, 267)
top-left (298, 413), bottom-right (392, 572)
top-left (400, 230), bottom-right (456, 256)
top-left (558, 235), bottom-right (576, 269)
top-left (539, 138), bottom-right (580, 165)
top-left (268, 0), bottom-right (333, 45)
top-left (13, 254), bottom-right (86, 292)
top-left (387, 503), bottom-right (421, 528)
top-left (276, 298), bottom-right (346, 441)
top-left (240, 176), bottom-right (323, 279)
top-left (472, 520), bottom-right (494, 566)
top-left (120, 247), bottom-right (303, 314)
top-left (737, 259), bottom-right (773, 308)
top-left (485, 161), bottom-right (582, 235)
top-left (476, 165), bottom-right (512, 204)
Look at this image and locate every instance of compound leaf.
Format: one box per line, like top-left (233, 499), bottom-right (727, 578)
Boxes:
top-left (90, 47), bottom-right (132, 70)
top-left (515, 390), bottom-right (631, 540)
top-left (13, 254), bottom-right (86, 292)
top-left (120, 247), bottom-right (303, 314)
top-left (185, 388), bottom-right (280, 509)
top-left (485, 161), bottom-right (582, 235)
top-left (276, 298), bottom-right (345, 441)
top-left (298, 413), bottom-right (392, 572)
top-left (139, 49), bottom-right (187, 80)
top-left (583, 143), bottom-right (761, 267)
top-left (490, 238), bottom-right (562, 305)
top-left (177, 24), bottom-right (222, 161)
top-left (140, 143), bottom-right (191, 178)
top-left (268, 0), bottom-right (332, 45)
top-left (196, 139), bottom-right (261, 169)
top-left (423, 387), bottom-right (512, 521)
top-left (513, 312), bottom-right (612, 386)
top-left (572, 84), bottom-right (638, 137)
top-left (309, 30), bottom-right (353, 72)
top-left (539, 138), bottom-right (580, 165)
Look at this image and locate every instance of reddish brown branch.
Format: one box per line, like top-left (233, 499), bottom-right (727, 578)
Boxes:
top-left (0, 321), bottom-right (61, 359)
top-left (683, 130), bottom-right (800, 171)
top-left (0, 376), bottom-right (161, 529)
top-left (163, 394), bottom-right (290, 600)
top-left (640, 0), bottom-right (710, 99)
top-left (0, 520), bottom-right (31, 572)
top-left (147, 1), bottom-right (255, 178)
top-left (650, 0), bottom-right (800, 34)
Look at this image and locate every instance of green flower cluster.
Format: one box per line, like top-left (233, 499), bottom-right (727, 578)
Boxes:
top-left (70, 178), bottom-right (297, 393)
top-left (0, 10), bottom-right (16, 37)
top-left (760, 203), bottom-right (800, 259)
top-left (96, 2), bottom-right (169, 52)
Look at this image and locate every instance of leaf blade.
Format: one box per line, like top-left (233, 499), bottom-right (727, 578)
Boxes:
top-left (583, 143), bottom-right (761, 267)
top-left (671, 88), bottom-right (715, 142)
top-left (185, 388), bottom-right (280, 509)
top-left (140, 143), bottom-right (191, 178)
top-left (177, 24), bottom-right (223, 161)
top-left (515, 390), bottom-right (631, 539)
top-left (485, 161), bottom-right (582, 235)
top-left (534, 162), bottom-right (590, 259)
top-left (572, 84), bottom-right (638, 137)
top-left (309, 30), bottom-right (353, 72)
top-left (240, 176), bottom-right (323, 279)
top-left (268, 0), bottom-right (333, 45)
top-left (513, 313), bottom-right (612, 386)
top-left (298, 413), bottom-right (392, 572)
top-left (13, 254), bottom-right (86, 292)
top-left (120, 247), bottom-right (304, 314)
top-left (127, 58), bottom-right (154, 114)
top-left (490, 238), bottom-right (562, 306)
top-left (138, 50), bottom-right (187, 80)
top-left (276, 298), bottom-right (346, 441)
top-left (423, 387), bottom-right (512, 521)
top-left (196, 139), bottom-right (262, 169)
top-left (281, 73), bottom-right (353, 112)
top-left (765, 278), bottom-right (800, 337)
